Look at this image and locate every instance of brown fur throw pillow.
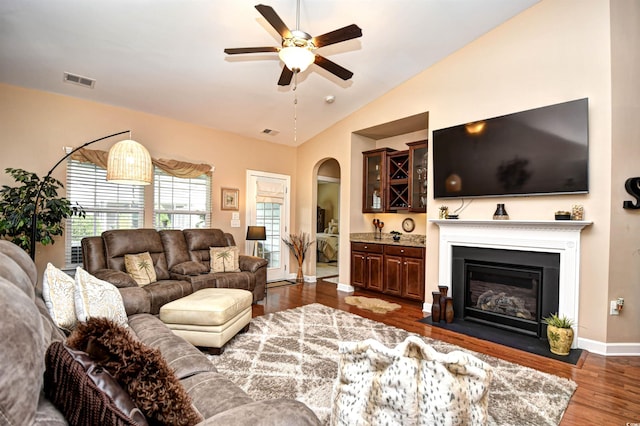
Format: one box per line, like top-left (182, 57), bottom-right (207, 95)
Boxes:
top-left (66, 317), bottom-right (202, 426)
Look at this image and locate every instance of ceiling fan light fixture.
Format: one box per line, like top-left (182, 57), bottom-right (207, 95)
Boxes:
top-left (278, 45), bottom-right (315, 72)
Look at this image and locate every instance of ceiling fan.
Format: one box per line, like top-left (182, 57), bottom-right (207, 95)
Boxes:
top-left (224, 2), bottom-right (362, 86)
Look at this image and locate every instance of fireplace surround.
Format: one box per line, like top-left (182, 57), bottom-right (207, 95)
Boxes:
top-left (430, 219), bottom-right (592, 348)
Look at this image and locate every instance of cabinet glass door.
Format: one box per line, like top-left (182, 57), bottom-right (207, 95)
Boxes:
top-left (363, 153), bottom-right (384, 213)
top-left (408, 141), bottom-right (428, 213)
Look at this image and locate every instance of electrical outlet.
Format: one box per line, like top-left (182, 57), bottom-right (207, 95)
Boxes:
top-left (610, 300), bottom-right (619, 315)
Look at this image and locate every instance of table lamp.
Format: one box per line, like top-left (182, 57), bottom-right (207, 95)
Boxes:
top-left (246, 226), bottom-right (266, 257)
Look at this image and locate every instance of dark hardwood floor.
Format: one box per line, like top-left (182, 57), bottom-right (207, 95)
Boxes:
top-left (253, 280), bottom-right (640, 426)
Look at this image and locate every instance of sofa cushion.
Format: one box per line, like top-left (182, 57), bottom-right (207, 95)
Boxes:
top-left (128, 313), bottom-right (218, 380)
top-left (92, 269), bottom-right (138, 288)
top-left (42, 262), bottom-right (78, 332)
top-left (44, 341), bottom-right (147, 426)
top-left (142, 279), bottom-right (193, 314)
top-left (124, 252), bottom-right (157, 286)
top-left (0, 240), bottom-right (37, 298)
top-left (159, 229), bottom-right (191, 270)
top-left (66, 317), bottom-right (203, 426)
top-left (183, 229), bottom-right (227, 264)
top-left (210, 246), bottom-right (240, 273)
top-left (0, 277), bottom-right (45, 426)
top-left (74, 267), bottom-right (128, 327)
top-left (172, 260), bottom-right (210, 276)
top-left (102, 229), bottom-right (170, 280)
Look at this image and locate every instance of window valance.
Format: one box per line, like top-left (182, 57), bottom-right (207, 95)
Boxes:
top-left (71, 148), bottom-right (212, 179)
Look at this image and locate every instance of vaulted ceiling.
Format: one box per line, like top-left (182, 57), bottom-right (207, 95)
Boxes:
top-left (0, 0), bottom-right (538, 146)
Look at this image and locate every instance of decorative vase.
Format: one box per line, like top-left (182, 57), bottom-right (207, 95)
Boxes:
top-left (296, 262), bottom-right (304, 283)
top-left (445, 297), bottom-right (454, 323)
top-left (431, 291), bottom-right (441, 322)
top-left (493, 203), bottom-right (509, 220)
top-left (547, 325), bottom-right (574, 356)
top-left (438, 285), bottom-right (448, 322)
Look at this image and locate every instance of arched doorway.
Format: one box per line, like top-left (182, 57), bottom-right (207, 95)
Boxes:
top-left (316, 158), bottom-right (340, 281)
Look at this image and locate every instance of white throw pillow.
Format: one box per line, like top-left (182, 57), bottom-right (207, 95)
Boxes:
top-left (74, 267), bottom-right (128, 327)
top-left (42, 263), bottom-right (78, 331)
top-left (210, 246), bottom-right (240, 273)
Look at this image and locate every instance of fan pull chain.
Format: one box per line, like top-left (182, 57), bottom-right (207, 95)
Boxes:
top-left (293, 88), bottom-right (298, 145)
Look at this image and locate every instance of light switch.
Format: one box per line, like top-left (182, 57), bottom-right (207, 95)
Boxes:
top-left (232, 212), bottom-right (240, 220)
top-left (230, 219), bottom-right (241, 228)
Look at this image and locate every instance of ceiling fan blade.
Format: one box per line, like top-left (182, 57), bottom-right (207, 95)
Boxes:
top-left (277, 66), bottom-right (294, 86)
top-left (224, 47), bottom-right (279, 55)
top-left (313, 24), bottom-right (362, 48)
top-left (255, 4), bottom-right (292, 39)
top-left (314, 55), bottom-right (353, 81)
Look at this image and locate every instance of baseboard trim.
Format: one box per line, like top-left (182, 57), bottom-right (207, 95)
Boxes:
top-left (577, 337), bottom-right (640, 356)
top-left (337, 283), bottom-right (354, 293)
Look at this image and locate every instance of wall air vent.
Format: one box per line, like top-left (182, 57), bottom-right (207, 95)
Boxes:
top-left (261, 129), bottom-right (280, 136)
top-left (63, 72), bottom-right (96, 89)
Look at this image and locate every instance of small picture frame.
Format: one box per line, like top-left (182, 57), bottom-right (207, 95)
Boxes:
top-left (221, 188), bottom-right (239, 211)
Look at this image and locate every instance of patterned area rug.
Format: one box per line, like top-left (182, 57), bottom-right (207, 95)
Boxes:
top-left (208, 303), bottom-right (576, 425)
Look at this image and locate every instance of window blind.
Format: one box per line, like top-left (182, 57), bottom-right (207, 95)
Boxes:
top-left (65, 159), bottom-right (145, 267)
top-left (153, 168), bottom-right (211, 230)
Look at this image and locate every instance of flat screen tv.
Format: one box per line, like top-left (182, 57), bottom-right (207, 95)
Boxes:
top-left (432, 98), bottom-right (589, 199)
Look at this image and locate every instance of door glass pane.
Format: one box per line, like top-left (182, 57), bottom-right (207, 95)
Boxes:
top-left (256, 202), bottom-right (281, 269)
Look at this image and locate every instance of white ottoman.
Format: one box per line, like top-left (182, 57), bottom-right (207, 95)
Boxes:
top-left (159, 288), bottom-right (252, 354)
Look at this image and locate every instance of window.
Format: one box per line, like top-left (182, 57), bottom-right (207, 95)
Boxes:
top-left (65, 160), bottom-right (145, 267)
top-left (153, 168), bottom-right (211, 230)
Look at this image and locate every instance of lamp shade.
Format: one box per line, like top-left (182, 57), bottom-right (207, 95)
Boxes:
top-left (106, 139), bottom-right (153, 185)
top-left (278, 46), bottom-right (315, 72)
top-left (246, 226), bottom-right (267, 241)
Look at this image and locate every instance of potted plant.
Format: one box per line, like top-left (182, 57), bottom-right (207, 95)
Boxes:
top-left (390, 230), bottom-right (402, 242)
top-left (543, 313), bottom-right (575, 356)
top-left (282, 232), bottom-right (314, 283)
top-left (0, 168), bottom-right (85, 257)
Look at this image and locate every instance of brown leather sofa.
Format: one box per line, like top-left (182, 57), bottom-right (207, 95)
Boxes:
top-left (0, 240), bottom-right (320, 425)
top-left (82, 228), bottom-right (267, 315)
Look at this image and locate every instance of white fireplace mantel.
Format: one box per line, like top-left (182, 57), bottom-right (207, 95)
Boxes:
top-left (430, 219), bottom-right (592, 347)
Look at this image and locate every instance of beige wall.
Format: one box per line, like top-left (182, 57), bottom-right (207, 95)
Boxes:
top-left (0, 83), bottom-right (297, 274)
top-left (297, 0), bottom-right (639, 347)
top-left (608, 0), bottom-right (640, 342)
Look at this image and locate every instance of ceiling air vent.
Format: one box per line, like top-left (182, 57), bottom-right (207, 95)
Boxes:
top-left (261, 129), bottom-right (280, 136)
top-left (63, 72), bottom-right (96, 89)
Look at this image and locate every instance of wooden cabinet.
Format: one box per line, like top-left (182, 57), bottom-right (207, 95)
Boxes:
top-left (350, 242), bottom-right (384, 291)
top-left (351, 242), bottom-right (425, 302)
top-left (387, 151), bottom-right (410, 210)
top-left (383, 245), bottom-right (425, 301)
top-left (362, 141), bottom-right (428, 213)
top-left (362, 148), bottom-right (395, 213)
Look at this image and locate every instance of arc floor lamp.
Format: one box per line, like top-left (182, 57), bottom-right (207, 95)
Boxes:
top-left (29, 130), bottom-right (152, 260)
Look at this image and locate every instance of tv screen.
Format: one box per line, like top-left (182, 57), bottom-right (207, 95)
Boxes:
top-left (432, 98), bottom-right (589, 199)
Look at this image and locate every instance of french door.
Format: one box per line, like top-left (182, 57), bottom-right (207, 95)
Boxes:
top-left (246, 170), bottom-right (290, 281)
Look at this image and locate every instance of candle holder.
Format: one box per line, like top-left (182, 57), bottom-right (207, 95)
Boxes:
top-left (372, 218), bottom-right (384, 239)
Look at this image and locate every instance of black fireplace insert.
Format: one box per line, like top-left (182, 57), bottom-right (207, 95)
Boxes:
top-left (452, 246), bottom-right (560, 338)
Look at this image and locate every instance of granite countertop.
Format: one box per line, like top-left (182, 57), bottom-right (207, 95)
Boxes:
top-left (350, 232), bottom-right (425, 248)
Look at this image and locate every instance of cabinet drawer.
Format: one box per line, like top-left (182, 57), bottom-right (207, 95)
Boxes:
top-left (384, 245), bottom-right (424, 258)
top-left (351, 242), bottom-right (384, 253)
